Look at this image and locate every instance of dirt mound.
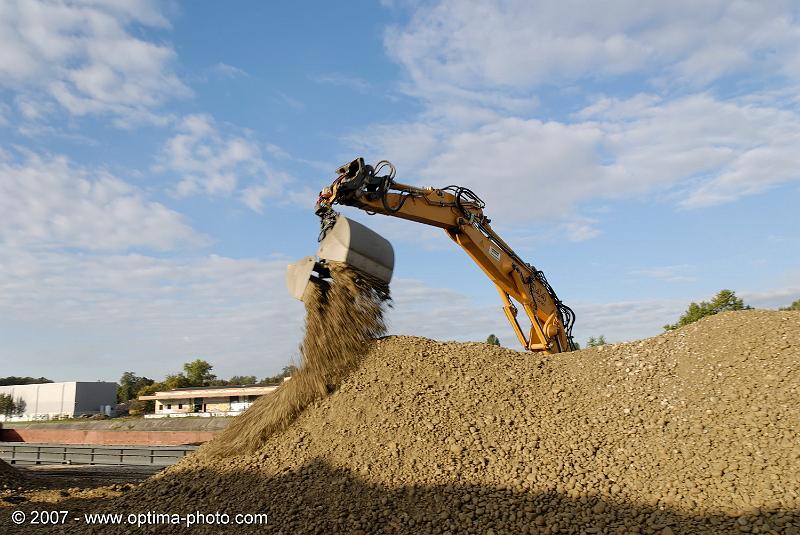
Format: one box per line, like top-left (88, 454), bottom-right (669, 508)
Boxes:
top-left (0, 459), bottom-right (24, 491)
top-left (108, 310), bottom-right (799, 533)
top-left (203, 261), bottom-right (390, 457)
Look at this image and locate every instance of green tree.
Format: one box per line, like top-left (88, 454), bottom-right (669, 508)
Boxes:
top-left (228, 375), bottom-right (257, 385)
top-left (586, 336), bottom-right (607, 347)
top-left (182, 359), bottom-right (216, 386)
top-left (125, 361), bottom-right (213, 415)
top-left (779, 298), bottom-right (800, 311)
top-left (117, 372), bottom-right (154, 403)
top-left (13, 397), bottom-right (25, 416)
top-left (664, 289), bottom-right (751, 331)
top-left (259, 364), bottom-right (298, 385)
top-left (206, 378), bottom-right (231, 387)
top-left (0, 393), bottom-right (14, 417)
top-left (130, 383), bottom-right (161, 415)
top-left (0, 376), bottom-right (52, 386)
top-left (164, 373), bottom-right (191, 390)
top-left (486, 334), bottom-right (501, 346)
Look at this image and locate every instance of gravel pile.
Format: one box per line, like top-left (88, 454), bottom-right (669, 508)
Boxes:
top-left (0, 459), bottom-right (24, 491)
top-left (109, 310), bottom-right (799, 534)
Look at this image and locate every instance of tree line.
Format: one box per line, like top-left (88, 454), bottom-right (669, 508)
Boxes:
top-left (663, 289), bottom-right (752, 331)
top-left (0, 376), bottom-right (52, 386)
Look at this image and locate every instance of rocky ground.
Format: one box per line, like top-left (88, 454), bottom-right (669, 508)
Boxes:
top-left (1, 465), bottom-right (160, 507)
top-left (4, 310), bottom-right (799, 534)
top-left (0, 460), bottom-right (24, 492)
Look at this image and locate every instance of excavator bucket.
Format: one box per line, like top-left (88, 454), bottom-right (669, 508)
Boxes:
top-left (286, 216), bottom-right (394, 301)
top-left (317, 216), bottom-right (395, 283)
top-left (286, 256), bottom-right (318, 301)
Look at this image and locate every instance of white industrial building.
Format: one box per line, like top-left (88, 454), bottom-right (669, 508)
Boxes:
top-left (0, 382), bottom-right (118, 421)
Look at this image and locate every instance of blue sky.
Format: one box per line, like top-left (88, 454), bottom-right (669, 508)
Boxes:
top-left (1, 0), bottom-right (799, 382)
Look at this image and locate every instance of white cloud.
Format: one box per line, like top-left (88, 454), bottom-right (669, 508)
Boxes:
top-left (264, 143), bottom-right (291, 160)
top-left (1, 239), bottom-right (792, 380)
top-left (584, 93), bottom-right (800, 208)
top-left (561, 218), bottom-right (601, 242)
top-left (0, 249), bottom-right (518, 379)
top-left (0, 151), bottom-right (202, 251)
top-left (742, 287), bottom-right (800, 309)
top-left (351, 0), bottom-right (800, 240)
top-left (421, 117), bottom-right (606, 219)
top-left (0, 0), bottom-right (188, 125)
top-left (628, 265), bottom-right (696, 283)
top-left (387, 1), bottom-right (800, 96)
top-left (0, 249), bottom-right (512, 379)
top-left (275, 91), bottom-right (304, 111)
top-left (354, 91), bottom-right (800, 233)
top-left (352, 114), bottom-right (610, 227)
top-left (391, 280), bottom-right (689, 348)
top-left (241, 176), bottom-right (294, 212)
top-left (14, 94), bottom-right (54, 120)
top-left (0, 246), bottom-right (304, 380)
top-left (389, 278), bottom-right (510, 342)
top-left (390, 273), bottom-right (687, 349)
top-left (158, 114), bottom-right (292, 209)
top-left (570, 298), bottom-right (686, 343)
top-left (209, 62), bottom-right (247, 78)
top-left (349, 120), bottom-right (446, 173)
top-left (311, 72), bottom-right (371, 93)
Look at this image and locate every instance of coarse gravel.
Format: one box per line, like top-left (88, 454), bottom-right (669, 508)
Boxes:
top-left (0, 459), bottom-right (24, 491)
top-left (97, 309), bottom-right (800, 534)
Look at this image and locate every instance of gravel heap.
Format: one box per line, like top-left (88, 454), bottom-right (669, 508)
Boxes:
top-left (113, 309), bottom-right (798, 534)
top-left (0, 459), bottom-right (24, 491)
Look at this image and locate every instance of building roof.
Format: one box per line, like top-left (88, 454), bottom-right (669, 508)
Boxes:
top-left (169, 383), bottom-right (282, 391)
top-left (138, 385), bottom-right (279, 401)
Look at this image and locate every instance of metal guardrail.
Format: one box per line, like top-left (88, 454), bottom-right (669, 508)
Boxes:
top-left (0, 442), bottom-right (196, 467)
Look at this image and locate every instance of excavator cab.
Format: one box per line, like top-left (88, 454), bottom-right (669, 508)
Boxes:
top-left (286, 215), bottom-right (395, 301)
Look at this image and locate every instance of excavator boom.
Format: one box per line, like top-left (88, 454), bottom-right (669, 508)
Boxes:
top-left (288, 157), bottom-right (576, 354)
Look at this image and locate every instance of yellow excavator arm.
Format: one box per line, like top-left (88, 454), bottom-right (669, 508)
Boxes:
top-left (308, 158), bottom-right (576, 354)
